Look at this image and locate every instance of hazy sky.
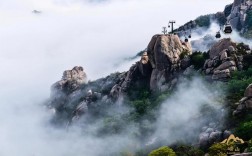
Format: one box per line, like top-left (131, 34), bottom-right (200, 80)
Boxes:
top-left (0, 0), bottom-right (233, 100)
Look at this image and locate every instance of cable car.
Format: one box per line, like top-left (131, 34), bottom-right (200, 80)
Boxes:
top-left (188, 29), bottom-right (192, 38)
top-left (184, 38), bottom-right (188, 42)
top-left (215, 31), bottom-right (221, 38)
top-left (224, 22), bottom-right (232, 34)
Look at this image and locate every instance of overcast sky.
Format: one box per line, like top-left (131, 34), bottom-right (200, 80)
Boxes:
top-left (0, 0), bottom-right (233, 99)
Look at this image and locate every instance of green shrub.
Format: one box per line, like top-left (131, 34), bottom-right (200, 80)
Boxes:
top-left (208, 143), bottom-right (228, 156)
top-left (148, 146), bottom-right (176, 156)
top-left (235, 121), bottom-right (252, 140)
top-left (173, 145), bottom-right (204, 156)
top-left (248, 139), bottom-right (252, 152)
top-left (131, 99), bottom-right (151, 115)
top-left (225, 67), bottom-right (252, 102)
top-left (190, 52), bottom-right (209, 70)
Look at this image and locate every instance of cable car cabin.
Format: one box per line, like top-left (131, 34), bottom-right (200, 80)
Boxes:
top-left (184, 38), bottom-right (188, 42)
top-left (215, 32), bottom-right (221, 38)
top-left (188, 34), bottom-right (191, 38)
top-left (224, 24), bottom-right (233, 34)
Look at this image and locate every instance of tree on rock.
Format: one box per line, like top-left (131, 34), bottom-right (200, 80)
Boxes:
top-left (148, 146), bottom-right (176, 156)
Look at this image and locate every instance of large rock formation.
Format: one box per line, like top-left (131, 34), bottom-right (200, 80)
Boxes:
top-left (203, 38), bottom-right (241, 80)
top-left (109, 34), bottom-right (192, 98)
top-left (203, 38), bottom-right (251, 80)
top-left (234, 84), bottom-right (252, 116)
top-left (147, 34), bottom-right (192, 91)
top-left (51, 66), bottom-right (87, 94)
top-left (48, 68), bottom-right (123, 123)
top-left (209, 38), bottom-right (236, 59)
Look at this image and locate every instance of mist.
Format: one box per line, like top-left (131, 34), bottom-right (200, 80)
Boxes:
top-left (190, 21), bottom-right (252, 52)
top-left (0, 0), bottom-right (234, 156)
top-left (152, 78), bottom-right (225, 146)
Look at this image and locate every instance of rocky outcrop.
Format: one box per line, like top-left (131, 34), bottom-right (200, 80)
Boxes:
top-left (147, 34), bottom-right (192, 91)
top-left (109, 34), bottom-right (192, 97)
top-left (48, 67), bottom-right (124, 123)
top-left (203, 38), bottom-right (241, 80)
top-left (199, 123), bottom-right (231, 148)
top-left (51, 66), bottom-right (87, 94)
top-left (233, 84), bottom-right (252, 116)
top-left (109, 52), bottom-right (152, 99)
top-left (209, 38), bottom-right (236, 59)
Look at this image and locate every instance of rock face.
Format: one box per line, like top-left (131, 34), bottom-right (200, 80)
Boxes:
top-left (147, 34), bottom-right (192, 91)
top-left (109, 52), bottom-right (152, 99)
top-left (199, 123), bottom-right (231, 148)
top-left (227, 0), bottom-right (252, 33)
top-left (203, 38), bottom-right (240, 80)
top-left (51, 66), bottom-right (87, 94)
top-left (209, 38), bottom-right (236, 59)
top-left (234, 84), bottom-right (252, 116)
top-left (48, 66), bottom-right (124, 123)
top-left (109, 34), bottom-right (192, 97)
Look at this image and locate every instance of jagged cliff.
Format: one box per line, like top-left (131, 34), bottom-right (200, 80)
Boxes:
top-left (48, 34), bottom-right (193, 124)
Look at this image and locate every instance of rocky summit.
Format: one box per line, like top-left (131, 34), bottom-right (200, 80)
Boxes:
top-left (110, 34), bottom-right (192, 98)
top-left (147, 34), bottom-right (192, 91)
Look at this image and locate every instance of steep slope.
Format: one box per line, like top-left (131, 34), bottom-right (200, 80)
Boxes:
top-left (176, 0), bottom-right (252, 38)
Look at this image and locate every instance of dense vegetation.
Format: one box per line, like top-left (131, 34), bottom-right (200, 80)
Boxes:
top-left (244, 10), bottom-right (252, 38)
top-left (190, 51), bottom-right (209, 70)
top-left (226, 67), bottom-right (252, 102)
top-left (148, 146), bottom-right (176, 156)
top-left (235, 120), bottom-right (252, 140)
top-left (195, 15), bottom-right (211, 28)
top-left (208, 143), bottom-right (229, 156)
